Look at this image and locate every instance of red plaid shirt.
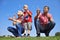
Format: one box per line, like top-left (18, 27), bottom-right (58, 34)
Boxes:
top-left (39, 13), bottom-right (52, 25)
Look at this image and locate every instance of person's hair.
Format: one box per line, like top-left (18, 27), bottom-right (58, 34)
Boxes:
top-left (24, 4), bottom-right (28, 8)
top-left (36, 8), bottom-right (40, 13)
top-left (44, 6), bottom-right (49, 10)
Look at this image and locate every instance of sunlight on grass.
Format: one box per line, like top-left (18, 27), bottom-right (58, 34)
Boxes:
top-left (0, 36), bottom-right (60, 40)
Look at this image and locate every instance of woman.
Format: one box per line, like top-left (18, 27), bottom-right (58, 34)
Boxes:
top-left (7, 11), bottom-right (24, 37)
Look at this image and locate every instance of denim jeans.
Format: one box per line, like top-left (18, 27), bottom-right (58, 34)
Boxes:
top-left (34, 19), bottom-right (55, 36)
top-left (7, 23), bottom-right (24, 37)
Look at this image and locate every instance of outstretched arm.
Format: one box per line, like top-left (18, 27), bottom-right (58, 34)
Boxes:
top-left (9, 17), bottom-right (21, 23)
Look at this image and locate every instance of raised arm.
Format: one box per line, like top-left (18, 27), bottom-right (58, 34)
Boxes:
top-left (27, 10), bottom-right (32, 17)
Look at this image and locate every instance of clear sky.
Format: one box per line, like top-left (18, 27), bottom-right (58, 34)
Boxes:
top-left (0, 0), bottom-right (60, 36)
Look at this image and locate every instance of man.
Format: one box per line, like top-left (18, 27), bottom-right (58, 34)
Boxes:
top-left (34, 8), bottom-right (41, 37)
top-left (23, 5), bottom-right (32, 37)
top-left (35, 6), bottom-right (55, 37)
top-left (7, 11), bottom-right (24, 37)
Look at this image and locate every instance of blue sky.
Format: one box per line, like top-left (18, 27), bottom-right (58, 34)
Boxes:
top-left (0, 0), bottom-right (60, 36)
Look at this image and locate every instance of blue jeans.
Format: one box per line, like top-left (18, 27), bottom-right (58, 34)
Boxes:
top-left (7, 23), bottom-right (24, 37)
top-left (34, 19), bottom-right (55, 36)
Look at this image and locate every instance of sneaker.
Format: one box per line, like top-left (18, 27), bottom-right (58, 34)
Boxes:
top-left (36, 35), bottom-right (40, 37)
top-left (27, 34), bottom-right (30, 37)
top-left (36, 34), bottom-right (40, 37)
top-left (23, 34), bottom-right (26, 37)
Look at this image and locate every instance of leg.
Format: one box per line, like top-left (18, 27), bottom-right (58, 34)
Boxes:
top-left (23, 23), bottom-right (27, 36)
top-left (48, 21), bottom-right (55, 31)
top-left (16, 23), bottom-right (24, 37)
top-left (7, 27), bottom-right (19, 37)
top-left (21, 28), bottom-right (24, 34)
top-left (27, 22), bottom-right (32, 36)
top-left (45, 21), bottom-right (56, 36)
top-left (45, 32), bottom-right (49, 37)
top-left (34, 19), bottom-right (41, 37)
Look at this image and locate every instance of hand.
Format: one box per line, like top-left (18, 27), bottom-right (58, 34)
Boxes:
top-left (27, 10), bottom-right (29, 13)
top-left (27, 10), bottom-right (30, 14)
top-left (9, 17), bottom-right (13, 20)
top-left (27, 10), bottom-right (32, 17)
top-left (13, 21), bottom-right (17, 26)
top-left (17, 20), bottom-right (21, 23)
top-left (34, 16), bottom-right (37, 19)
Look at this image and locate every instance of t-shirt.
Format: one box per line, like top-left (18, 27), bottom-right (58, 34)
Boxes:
top-left (39, 13), bottom-right (52, 25)
top-left (24, 10), bottom-right (32, 23)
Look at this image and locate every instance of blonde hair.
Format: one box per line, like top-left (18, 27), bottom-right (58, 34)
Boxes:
top-left (24, 4), bottom-right (28, 8)
top-left (17, 10), bottom-right (24, 15)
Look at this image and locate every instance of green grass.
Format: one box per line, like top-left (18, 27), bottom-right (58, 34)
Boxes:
top-left (0, 36), bottom-right (60, 40)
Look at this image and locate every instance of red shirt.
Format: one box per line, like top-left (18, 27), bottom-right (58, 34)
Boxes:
top-left (24, 10), bottom-right (32, 23)
top-left (39, 13), bottom-right (52, 25)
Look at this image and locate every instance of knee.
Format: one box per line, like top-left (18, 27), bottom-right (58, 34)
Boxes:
top-left (49, 21), bottom-right (56, 26)
top-left (51, 22), bottom-right (56, 26)
top-left (48, 22), bottom-right (56, 30)
top-left (7, 27), bottom-right (12, 31)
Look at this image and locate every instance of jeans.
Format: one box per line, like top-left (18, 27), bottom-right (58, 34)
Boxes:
top-left (7, 23), bottom-right (24, 37)
top-left (34, 19), bottom-right (56, 36)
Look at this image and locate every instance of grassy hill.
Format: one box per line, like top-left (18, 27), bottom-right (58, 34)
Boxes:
top-left (0, 36), bottom-right (60, 40)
